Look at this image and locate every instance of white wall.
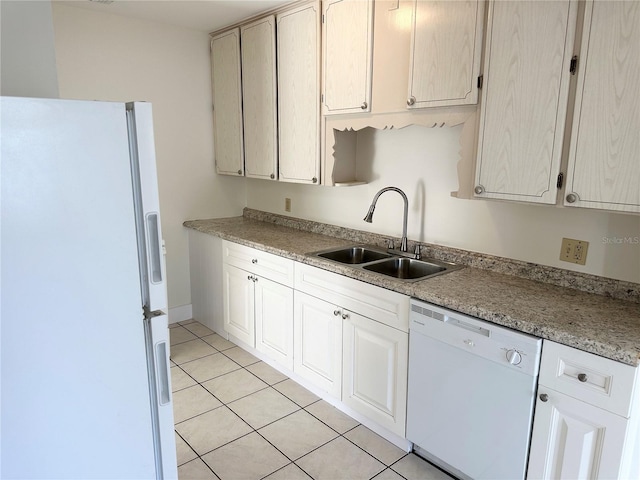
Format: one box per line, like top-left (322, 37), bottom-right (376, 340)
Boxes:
top-left (52, 4), bottom-right (246, 310)
top-left (247, 125), bottom-right (640, 284)
top-left (1, 0), bottom-right (59, 98)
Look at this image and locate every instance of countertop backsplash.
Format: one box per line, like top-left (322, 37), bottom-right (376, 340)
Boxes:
top-left (243, 208), bottom-right (639, 303)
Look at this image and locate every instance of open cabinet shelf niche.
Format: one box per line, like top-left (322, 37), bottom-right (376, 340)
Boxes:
top-left (322, 108), bottom-right (479, 198)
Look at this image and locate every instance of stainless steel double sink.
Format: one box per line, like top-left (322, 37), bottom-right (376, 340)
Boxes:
top-left (310, 245), bottom-right (462, 282)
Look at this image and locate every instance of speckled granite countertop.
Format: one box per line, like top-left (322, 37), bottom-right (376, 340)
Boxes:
top-left (184, 214), bottom-right (640, 367)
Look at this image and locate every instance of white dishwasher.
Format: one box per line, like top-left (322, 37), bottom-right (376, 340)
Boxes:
top-left (407, 299), bottom-right (542, 480)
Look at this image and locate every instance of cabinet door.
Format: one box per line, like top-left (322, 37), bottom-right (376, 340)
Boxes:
top-left (293, 291), bottom-right (342, 398)
top-left (322, 0), bottom-right (374, 114)
top-left (564, 1), bottom-right (640, 213)
top-left (528, 389), bottom-right (628, 480)
top-left (407, 0), bottom-right (484, 109)
top-left (255, 277), bottom-right (294, 370)
top-left (241, 16), bottom-right (278, 180)
top-left (211, 29), bottom-right (244, 177)
top-left (475, 1), bottom-right (577, 204)
top-left (277, 2), bottom-right (321, 184)
top-left (222, 264), bottom-right (255, 347)
top-left (342, 312), bottom-right (408, 437)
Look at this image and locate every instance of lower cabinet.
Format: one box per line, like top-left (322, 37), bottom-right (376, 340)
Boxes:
top-left (528, 388), bottom-right (629, 480)
top-left (342, 311), bottom-right (408, 437)
top-left (527, 340), bottom-right (640, 480)
top-left (222, 241), bottom-right (294, 368)
top-left (255, 277), bottom-right (294, 370)
top-left (223, 263), bottom-right (255, 346)
top-left (293, 289), bottom-right (409, 437)
top-left (293, 291), bottom-right (343, 399)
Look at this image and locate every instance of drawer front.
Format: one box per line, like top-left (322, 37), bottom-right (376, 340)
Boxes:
top-left (539, 340), bottom-right (638, 418)
top-left (294, 263), bottom-right (409, 332)
top-left (223, 240), bottom-right (294, 287)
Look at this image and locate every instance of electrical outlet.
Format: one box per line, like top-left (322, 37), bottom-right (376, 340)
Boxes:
top-left (560, 238), bottom-right (589, 265)
top-left (285, 198), bottom-right (291, 212)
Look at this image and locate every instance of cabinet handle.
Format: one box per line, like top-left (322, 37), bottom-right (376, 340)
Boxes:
top-left (361, 102), bottom-right (368, 110)
top-left (247, 275), bottom-right (252, 280)
top-left (270, 173), bottom-right (275, 179)
top-left (341, 313), bottom-right (349, 320)
top-left (312, 177), bottom-right (318, 184)
top-left (578, 373), bottom-right (588, 382)
top-left (539, 393), bottom-right (549, 402)
top-left (407, 96), bottom-right (416, 106)
top-left (237, 169), bottom-right (242, 175)
top-left (333, 310), bottom-right (341, 316)
top-left (474, 185), bottom-right (485, 195)
top-left (566, 193), bottom-right (578, 203)
top-left (251, 259), bottom-right (258, 264)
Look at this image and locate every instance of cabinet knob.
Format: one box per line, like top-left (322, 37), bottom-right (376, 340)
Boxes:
top-left (333, 310), bottom-right (341, 316)
top-left (578, 373), bottom-right (588, 382)
top-left (361, 102), bottom-right (368, 110)
top-left (341, 313), bottom-right (350, 320)
top-left (312, 177), bottom-right (318, 184)
top-left (474, 185), bottom-right (485, 195)
top-left (270, 173), bottom-right (275, 179)
top-left (251, 259), bottom-right (258, 264)
top-left (539, 393), bottom-right (549, 402)
top-left (566, 193), bottom-right (577, 203)
top-left (237, 169), bottom-right (243, 175)
top-left (407, 96), bottom-right (416, 106)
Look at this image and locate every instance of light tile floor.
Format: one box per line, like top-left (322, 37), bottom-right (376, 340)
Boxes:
top-left (170, 320), bottom-right (454, 480)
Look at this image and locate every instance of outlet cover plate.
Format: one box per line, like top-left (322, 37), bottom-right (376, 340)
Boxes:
top-left (560, 237), bottom-right (589, 265)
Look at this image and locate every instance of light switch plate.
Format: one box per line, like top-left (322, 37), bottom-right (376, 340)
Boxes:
top-left (560, 238), bottom-right (589, 265)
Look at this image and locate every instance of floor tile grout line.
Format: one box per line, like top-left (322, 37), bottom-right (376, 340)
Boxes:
top-left (258, 461), bottom-right (314, 480)
top-left (341, 427), bottom-right (408, 468)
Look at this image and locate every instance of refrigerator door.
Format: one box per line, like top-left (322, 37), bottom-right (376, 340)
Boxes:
top-left (126, 102), bottom-right (167, 314)
top-left (0, 97), bottom-right (169, 479)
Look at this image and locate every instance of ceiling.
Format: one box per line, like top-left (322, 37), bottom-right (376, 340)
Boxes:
top-left (55, 0), bottom-right (293, 33)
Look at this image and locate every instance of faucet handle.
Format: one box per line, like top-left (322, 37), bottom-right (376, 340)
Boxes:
top-left (388, 239), bottom-right (395, 249)
top-left (414, 244), bottom-right (422, 260)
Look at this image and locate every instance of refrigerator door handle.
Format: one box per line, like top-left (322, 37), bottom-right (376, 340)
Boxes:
top-left (154, 340), bottom-right (171, 405)
top-left (146, 212), bottom-right (163, 284)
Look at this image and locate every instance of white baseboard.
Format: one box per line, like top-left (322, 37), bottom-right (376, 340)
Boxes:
top-left (168, 304), bottom-right (192, 324)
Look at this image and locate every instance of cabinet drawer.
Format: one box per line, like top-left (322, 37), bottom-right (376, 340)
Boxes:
top-left (539, 340), bottom-right (638, 418)
top-left (223, 240), bottom-right (294, 287)
top-left (294, 263), bottom-right (409, 332)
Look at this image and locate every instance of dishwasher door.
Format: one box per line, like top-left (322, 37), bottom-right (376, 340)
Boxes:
top-left (407, 300), bottom-right (541, 480)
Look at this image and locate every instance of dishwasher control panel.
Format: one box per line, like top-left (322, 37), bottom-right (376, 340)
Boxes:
top-left (410, 299), bottom-right (542, 376)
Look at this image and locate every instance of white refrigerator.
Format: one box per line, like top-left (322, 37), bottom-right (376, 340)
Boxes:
top-left (1, 96), bottom-right (177, 479)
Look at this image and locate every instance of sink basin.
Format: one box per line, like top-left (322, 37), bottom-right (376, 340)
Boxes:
top-left (363, 257), bottom-right (446, 280)
top-left (311, 244), bottom-right (463, 282)
top-left (316, 246), bottom-right (393, 264)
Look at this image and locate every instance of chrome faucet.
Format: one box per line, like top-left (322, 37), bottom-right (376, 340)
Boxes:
top-left (363, 186), bottom-right (409, 252)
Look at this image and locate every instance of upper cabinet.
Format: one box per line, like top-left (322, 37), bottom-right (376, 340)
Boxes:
top-left (563, 1), bottom-right (640, 213)
top-left (407, 0), bottom-right (484, 109)
top-left (277, 2), bottom-right (321, 184)
top-left (322, 0), bottom-right (374, 115)
top-left (474, 1), bottom-right (577, 204)
top-left (211, 29), bottom-right (244, 177)
top-left (241, 16), bottom-right (278, 180)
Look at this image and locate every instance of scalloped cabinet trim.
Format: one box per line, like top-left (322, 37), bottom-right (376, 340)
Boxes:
top-left (321, 108), bottom-right (478, 197)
